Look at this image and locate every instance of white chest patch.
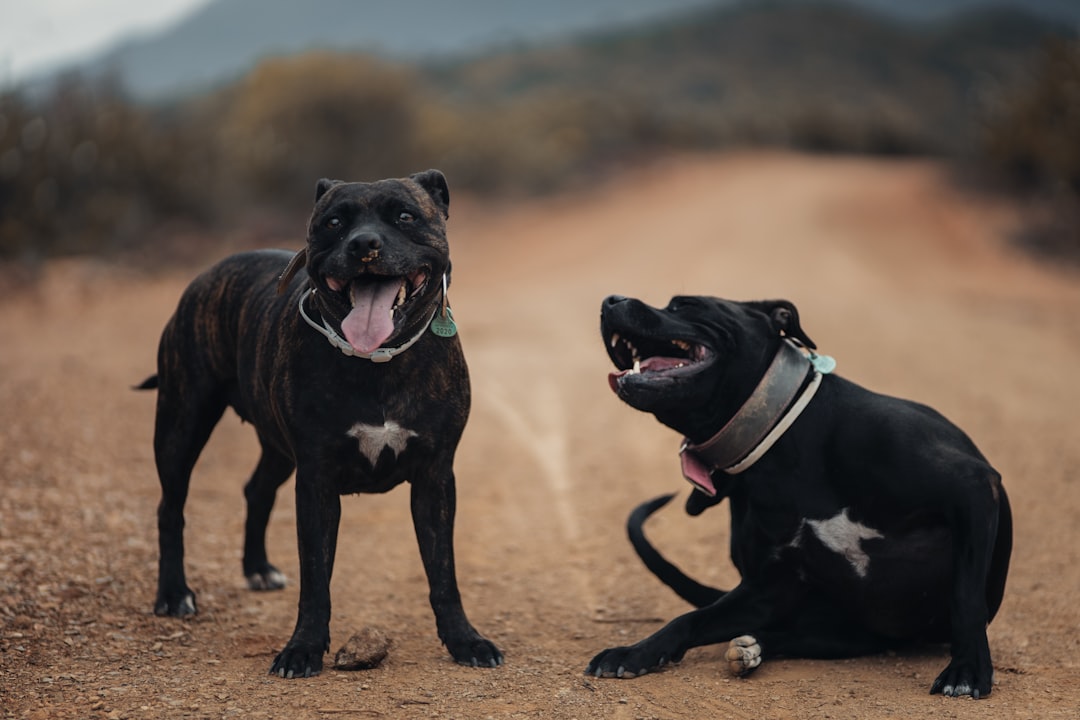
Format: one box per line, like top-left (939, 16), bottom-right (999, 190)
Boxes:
top-left (346, 421), bottom-right (418, 465)
top-left (805, 508), bottom-right (883, 578)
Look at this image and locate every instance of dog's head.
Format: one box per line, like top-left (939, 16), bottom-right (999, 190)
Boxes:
top-left (600, 294), bottom-right (815, 441)
top-left (282, 170), bottom-right (451, 355)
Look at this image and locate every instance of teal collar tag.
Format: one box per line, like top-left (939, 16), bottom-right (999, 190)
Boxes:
top-left (430, 273), bottom-right (458, 338)
top-left (809, 351), bottom-right (836, 374)
top-left (431, 307), bottom-right (457, 337)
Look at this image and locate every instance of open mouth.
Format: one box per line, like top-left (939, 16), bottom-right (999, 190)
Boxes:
top-left (325, 269), bottom-right (430, 353)
top-left (606, 331), bottom-right (711, 392)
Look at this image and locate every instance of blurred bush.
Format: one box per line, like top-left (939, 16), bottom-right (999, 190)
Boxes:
top-left (0, 1), bottom-right (1074, 266)
top-left (216, 53), bottom-right (429, 211)
top-left (0, 76), bottom-right (220, 265)
top-left (981, 38), bottom-right (1080, 261)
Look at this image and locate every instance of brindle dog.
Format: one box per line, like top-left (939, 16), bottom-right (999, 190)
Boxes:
top-left (140, 170), bottom-right (501, 678)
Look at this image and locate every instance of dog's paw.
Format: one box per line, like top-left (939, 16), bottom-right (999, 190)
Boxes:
top-left (725, 635), bottom-right (762, 676)
top-left (446, 634), bottom-right (503, 668)
top-left (585, 643), bottom-right (680, 679)
top-left (930, 659), bottom-right (994, 699)
top-left (245, 565), bottom-right (287, 591)
top-left (270, 643), bottom-right (325, 679)
top-left (153, 589), bottom-right (197, 617)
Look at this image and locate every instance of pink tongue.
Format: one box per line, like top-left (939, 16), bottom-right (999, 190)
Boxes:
top-left (608, 370), bottom-right (628, 393)
top-left (641, 356), bottom-right (685, 371)
top-left (607, 356), bottom-right (686, 392)
top-left (341, 279), bottom-right (402, 354)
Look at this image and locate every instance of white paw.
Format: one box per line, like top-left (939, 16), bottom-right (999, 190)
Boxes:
top-left (246, 568), bottom-right (287, 591)
top-left (725, 635), bottom-right (762, 676)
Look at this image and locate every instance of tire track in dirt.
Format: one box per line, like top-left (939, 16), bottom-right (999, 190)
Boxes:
top-left (481, 377), bottom-right (579, 543)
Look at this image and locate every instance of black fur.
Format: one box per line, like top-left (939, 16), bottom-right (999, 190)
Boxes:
top-left (141, 171), bottom-right (501, 678)
top-left (587, 294), bottom-right (1011, 698)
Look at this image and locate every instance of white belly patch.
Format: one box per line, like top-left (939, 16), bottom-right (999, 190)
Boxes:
top-left (346, 421), bottom-right (418, 465)
top-left (806, 508), bottom-right (883, 578)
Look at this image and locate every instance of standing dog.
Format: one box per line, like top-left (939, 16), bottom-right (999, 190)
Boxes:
top-left (586, 294), bottom-right (1010, 698)
top-left (141, 170), bottom-right (501, 678)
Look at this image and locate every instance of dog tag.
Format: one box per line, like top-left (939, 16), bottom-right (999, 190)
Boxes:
top-left (430, 308), bottom-right (457, 338)
top-left (431, 273), bottom-right (458, 338)
top-left (809, 352), bottom-right (836, 374)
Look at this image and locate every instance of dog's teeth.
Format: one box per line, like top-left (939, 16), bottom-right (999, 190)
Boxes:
top-left (396, 282), bottom-right (406, 307)
top-left (633, 358), bottom-right (641, 374)
top-left (610, 333), bottom-right (621, 349)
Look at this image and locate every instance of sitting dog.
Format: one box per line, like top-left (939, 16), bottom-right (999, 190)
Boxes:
top-left (140, 170), bottom-right (501, 677)
top-left (586, 294), bottom-right (1011, 698)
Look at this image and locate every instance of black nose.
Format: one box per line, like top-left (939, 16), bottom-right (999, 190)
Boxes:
top-left (347, 231), bottom-right (382, 257)
top-left (603, 295), bottom-right (628, 309)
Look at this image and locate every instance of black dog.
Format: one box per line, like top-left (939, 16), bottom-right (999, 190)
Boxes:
top-left (586, 294), bottom-right (1011, 698)
top-left (140, 170), bottom-right (501, 678)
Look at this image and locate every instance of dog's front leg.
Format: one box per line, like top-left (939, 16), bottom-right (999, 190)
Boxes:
top-left (587, 578), bottom-right (794, 678)
top-left (269, 477), bottom-right (341, 678)
top-left (410, 471), bottom-right (503, 668)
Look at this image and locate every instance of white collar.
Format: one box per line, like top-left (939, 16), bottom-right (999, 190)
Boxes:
top-left (297, 288), bottom-right (436, 363)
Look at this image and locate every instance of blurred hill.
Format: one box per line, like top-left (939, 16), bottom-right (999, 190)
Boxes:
top-left (24, 0), bottom-right (1080, 102)
top-left (44, 0), bottom-right (721, 101)
top-left (1, 0), bottom-right (1077, 266)
top-left (425, 2), bottom-right (1074, 162)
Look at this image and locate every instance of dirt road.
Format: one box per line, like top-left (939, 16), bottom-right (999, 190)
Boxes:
top-left (2, 153), bottom-right (1078, 719)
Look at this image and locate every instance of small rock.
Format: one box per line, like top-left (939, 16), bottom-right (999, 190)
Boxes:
top-left (333, 626), bottom-right (392, 670)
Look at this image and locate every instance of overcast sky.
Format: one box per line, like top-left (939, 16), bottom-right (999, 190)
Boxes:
top-left (0, 0), bottom-right (209, 85)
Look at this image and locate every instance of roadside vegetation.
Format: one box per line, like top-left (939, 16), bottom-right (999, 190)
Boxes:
top-left (0, 2), bottom-right (1076, 267)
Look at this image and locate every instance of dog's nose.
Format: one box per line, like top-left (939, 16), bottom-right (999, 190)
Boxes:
top-left (347, 232), bottom-right (382, 257)
top-left (603, 295), bottom-right (628, 308)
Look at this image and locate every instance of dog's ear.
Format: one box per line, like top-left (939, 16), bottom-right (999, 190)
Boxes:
top-left (411, 169), bottom-right (450, 219)
top-left (277, 248), bottom-right (308, 295)
top-left (747, 300), bottom-right (816, 350)
top-left (315, 178), bottom-right (341, 202)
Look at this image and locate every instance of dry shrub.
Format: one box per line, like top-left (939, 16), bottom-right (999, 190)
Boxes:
top-left (0, 76), bottom-right (219, 264)
top-left (216, 53), bottom-right (429, 211)
top-left (1, 4), bottom-right (1074, 266)
top-left (982, 38), bottom-right (1080, 261)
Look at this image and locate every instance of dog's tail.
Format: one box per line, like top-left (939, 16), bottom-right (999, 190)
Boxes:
top-left (628, 493), bottom-right (725, 608)
top-left (133, 375), bottom-right (159, 391)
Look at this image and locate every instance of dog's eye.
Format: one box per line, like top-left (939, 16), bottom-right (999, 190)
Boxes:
top-left (326, 217), bottom-right (342, 230)
top-left (397, 211), bottom-right (415, 224)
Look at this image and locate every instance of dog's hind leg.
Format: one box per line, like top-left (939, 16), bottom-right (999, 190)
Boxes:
top-left (242, 442), bottom-right (295, 590)
top-left (725, 596), bottom-right (892, 676)
top-left (152, 381), bottom-right (228, 617)
top-left (928, 463), bottom-right (1004, 699)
